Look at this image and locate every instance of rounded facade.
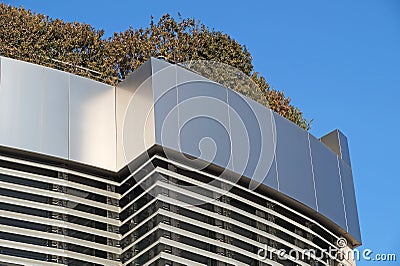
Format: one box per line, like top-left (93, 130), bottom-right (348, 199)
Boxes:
top-left (0, 57), bottom-right (360, 266)
top-left (0, 151), bottom-right (354, 266)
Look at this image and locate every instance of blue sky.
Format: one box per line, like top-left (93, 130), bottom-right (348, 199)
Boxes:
top-left (4, 0), bottom-right (399, 264)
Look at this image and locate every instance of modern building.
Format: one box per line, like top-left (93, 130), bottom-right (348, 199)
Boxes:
top-left (0, 56), bottom-right (361, 266)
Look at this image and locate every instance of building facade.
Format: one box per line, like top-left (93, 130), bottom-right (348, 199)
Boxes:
top-left (0, 57), bottom-right (361, 266)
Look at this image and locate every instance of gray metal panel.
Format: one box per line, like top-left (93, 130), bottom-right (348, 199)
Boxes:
top-left (116, 60), bottom-right (154, 170)
top-left (273, 113), bottom-right (317, 209)
top-left (309, 134), bottom-right (347, 230)
top-left (151, 58), bottom-right (176, 77)
top-left (151, 58), bottom-right (177, 102)
top-left (177, 81), bottom-right (231, 170)
top-left (169, 64), bottom-right (214, 156)
top-left (228, 90), bottom-right (276, 189)
top-left (320, 129), bottom-right (352, 167)
top-left (0, 57), bottom-right (69, 159)
top-left (263, 157), bottom-right (279, 190)
top-left (176, 63), bottom-right (209, 84)
top-left (152, 60), bottom-right (178, 150)
top-left (154, 86), bottom-right (179, 152)
top-left (69, 75), bottom-right (116, 170)
top-left (320, 130), bottom-right (341, 158)
top-left (338, 131), bottom-right (351, 167)
top-left (339, 159), bottom-right (361, 243)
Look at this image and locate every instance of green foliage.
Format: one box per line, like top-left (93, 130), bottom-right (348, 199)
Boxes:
top-left (0, 5), bottom-right (107, 79)
top-left (0, 4), bottom-right (311, 130)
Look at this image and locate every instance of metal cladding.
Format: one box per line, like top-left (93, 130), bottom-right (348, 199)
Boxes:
top-left (0, 57), bottom-right (116, 170)
top-left (0, 56), bottom-right (361, 244)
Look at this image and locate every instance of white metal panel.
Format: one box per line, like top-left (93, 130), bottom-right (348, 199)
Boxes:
top-left (117, 61), bottom-right (155, 170)
top-left (69, 74), bottom-right (116, 171)
top-left (0, 57), bottom-right (69, 159)
top-left (41, 66), bottom-right (69, 158)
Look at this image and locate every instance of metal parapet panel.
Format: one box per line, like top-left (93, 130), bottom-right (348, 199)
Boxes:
top-left (0, 56), bottom-right (361, 245)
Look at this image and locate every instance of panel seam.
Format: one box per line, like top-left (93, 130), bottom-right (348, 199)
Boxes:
top-left (308, 133), bottom-right (319, 211)
top-left (337, 156), bottom-right (349, 232)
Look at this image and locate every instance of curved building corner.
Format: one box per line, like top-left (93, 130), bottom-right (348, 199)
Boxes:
top-left (0, 56), bottom-right (361, 266)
